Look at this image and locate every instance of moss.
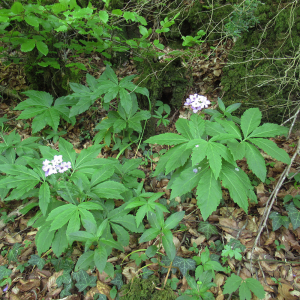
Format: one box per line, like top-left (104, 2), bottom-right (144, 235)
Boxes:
top-left (120, 275), bottom-right (177, 300)
top-left (220, 0), bottom-right (300, 123)
top-left (135, 56), bottom-right (192, 138)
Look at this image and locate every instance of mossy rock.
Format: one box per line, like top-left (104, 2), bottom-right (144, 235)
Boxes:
top-left (220, 0), bottom-right (300, 123)
top-left (119, 275), bottom-right (177, 300)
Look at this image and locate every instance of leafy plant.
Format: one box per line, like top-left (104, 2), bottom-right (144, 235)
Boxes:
top-left (270, 195), bottom-right (300, 231)
top-left (274, 240), bottom-right (285, 251)
top-left (223, 274), bottom-right (265, 300)
top-left (225, 0), bottom-right (264, 38)
top-left (221, 244), bottom-right (243, 261)
top-left (153, 101), bottom-right (171, 127)
top-left (145, 98), bottom-right (290, 221)
top-left (139, 206), bottom-right (185, 261)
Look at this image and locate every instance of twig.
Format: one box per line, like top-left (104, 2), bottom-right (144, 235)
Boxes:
top-left (250, 137), bottom-right (300, 267)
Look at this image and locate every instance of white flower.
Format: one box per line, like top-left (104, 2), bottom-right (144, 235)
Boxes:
top-left (42, 155), bottom-right (71, 177)
top-left (195, 145), bottom-right (199, 148)
top-left (235, 168), bottom-right (239, 171)
top-left (193, 168), bottom-right (198, 173)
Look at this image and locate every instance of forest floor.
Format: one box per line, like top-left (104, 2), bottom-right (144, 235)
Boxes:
top-left (1, 39), bottom-right (300, 300)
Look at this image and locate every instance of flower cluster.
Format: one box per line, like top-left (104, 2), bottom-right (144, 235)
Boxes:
top-left (42, 155), bottom-right (71, 177)
top-left (184, 94), bottom-right (211, 113)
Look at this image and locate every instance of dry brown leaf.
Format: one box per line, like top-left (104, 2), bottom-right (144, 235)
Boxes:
top-left (264, 231), bottom-right (275, 246)
top-left (191, 235), bottom-right (206, 246)
top-left (122, 266), bottom-right (138, 282)
top-left (278, 283), bottom-right (298, 300)
top-left (16, 279), bottom-right (40, 292)
top-left (84, 281), bottom-right (112, 300)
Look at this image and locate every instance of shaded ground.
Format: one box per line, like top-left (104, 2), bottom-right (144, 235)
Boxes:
top-left (1, 39), bottom-right (300, 300)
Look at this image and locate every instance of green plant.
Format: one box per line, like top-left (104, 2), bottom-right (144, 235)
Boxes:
top-left (221, 244), bottom-right (243, 262)
top-left (189, 242), bottom-right (199, 254)
top-left (225, 0), bottom-right (264, 38)
top-left (153, 101), bottom-right (171, 127)
top-left (0, 265), bottom-right (12, 289)
top-left (0, 210), bottom-right (16, 224)
top-left (223, 274), bottom-right (265, 300)
top-left (271, 277), bottom-right (282, 285)
top-left (274, 240), bottom-right (285, 251)
top-left (269, 195), bottom-right (300, 231)
top-left (139, 206), bottom-right (185, 261)
top-left (145, 97), bottom-right (290, 221)
top-left (176, 247), bottom-right (225, 300)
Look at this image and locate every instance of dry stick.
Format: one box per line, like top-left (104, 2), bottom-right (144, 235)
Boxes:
top-left (250, 137), bottom-right (300, 268)
top-left (281, 104), bottom-right (300, 139)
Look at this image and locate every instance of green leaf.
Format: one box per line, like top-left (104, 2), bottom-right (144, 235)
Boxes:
top-left (104, 65), bottom-right (118, 85)
top-left (215, 119), bottom-right (242, 140)
top-left (145, 133), bottom-right (189, 145)
top-left (36, 223), bottom-right (55, 255)
top-left (21, 39), bottom-right (36, 52)
top-left (245, 278), bottom-right (265, 299)
top-left (75, 251), bottom-right (95, 271)
top-left (28, 255), bottom-right (46, 270)
top-left (173, 256), bottom-right (196, 277)
top-left (206, 143), bottom-right (222, 179)
top-left (225, 103), bottom-right (241, 114)
top-left (59, 138), bottom-right (76, 169)
top-left (196, 168), bottom-right (222, 220)
top-left (119, 88), bottom-right (132, 114)
top-left (241, 108), bottom-right (261, 138)
top-left (111, 223), bottom-right (130, 246)
top-left (287, 203), bottom-right (300, 230)
top-left (239, 281), bottom-right (252, 300)
top-left (244, 142), bottom-right (266, 182)
top-left (269, 212), bottom-right (290, 231)
top-left (75, 145), bottom-right (103, 169)
top-left (164, 211), bottom-right (185, 230)
top-left (169, 163), bottom-right (207, 199)
top-left (219, 162), bottom-right (249, 213)
top-left (36, 41), bottom-right (48, 56)
top-left (73, 269), bottom-right (97, 291)
top-left (52, 224), bottom-right (69, 256)
top-left (223, 274), bottom-right (242, 294)
top-left (92, 181), bottom-right (127, 199)
top-left (47, 204), bottom-right (77, 230)
top-left (139, 228), bottom-right (161, 243)
top-left (0, 266), bottom-right (12, 280)
top-left (39, 182), bottom-right (50, 215)
top-left (227, 140), bottom-right (245, 160)
top-left (99, 10), bottom-right (109, 23)
top-left (190, 139), bottom-right (208, 165)
top-left (249, 138), bottom-right (290, 164)
top-left (11, 2), bottom-right (24, 13)
top-left (94, 247), bottom-right (107, 273)
top-left (24, 15), bottom-right (39, 27)
top-left (198, 221), bottom-right (219, 239)
top-left (248, 123), bottom-right (288, 138)
top-left (162, 229), bottom-right (176, 261)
